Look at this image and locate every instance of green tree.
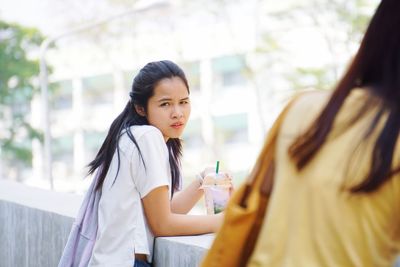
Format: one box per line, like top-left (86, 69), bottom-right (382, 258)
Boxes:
top-left (0, 20), bottom-right (45, 180)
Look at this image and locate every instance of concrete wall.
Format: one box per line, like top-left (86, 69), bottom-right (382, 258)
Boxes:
top-left (0, 201), bottom-right (74, 267)
top-left (0, 180), bottom-right (82, 267)
top-left (0, 180), bottom-right (212, 267)
top-left (1, 180), bottom-right (399, 267)
top-left (154, 235), bottom-right (213, 267)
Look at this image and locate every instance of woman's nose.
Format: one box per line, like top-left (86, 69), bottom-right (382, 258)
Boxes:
top-left (172, 106), bottom-right (183, 118)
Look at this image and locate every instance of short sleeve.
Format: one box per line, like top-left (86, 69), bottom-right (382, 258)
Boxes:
top-left (131, 128), bottom-right (171, 198)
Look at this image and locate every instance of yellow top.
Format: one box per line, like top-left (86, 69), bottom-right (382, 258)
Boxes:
top-left (248, 89), bottom-right (400, 267)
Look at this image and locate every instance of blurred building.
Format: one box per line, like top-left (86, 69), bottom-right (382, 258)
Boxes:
top-left (30, 0), bottom-right (269, 192)
top-left (27, 0), bottom-right (376, 191)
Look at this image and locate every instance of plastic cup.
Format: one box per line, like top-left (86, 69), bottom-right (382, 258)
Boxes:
top-left (201, 172), bottom-right (232, 215)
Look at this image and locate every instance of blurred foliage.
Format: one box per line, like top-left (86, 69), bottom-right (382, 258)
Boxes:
top-left (50, 0), bottom-right (140, 45)
top-left (196, 0), bottom-right (376, 134)
top-left (278, 0), bottom-right (373, 91)
top-left (0, 20), bottom-right (44, 169)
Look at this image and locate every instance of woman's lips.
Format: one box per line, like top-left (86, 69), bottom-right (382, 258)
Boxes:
top-left (171, 123), bottom-right (184, 129)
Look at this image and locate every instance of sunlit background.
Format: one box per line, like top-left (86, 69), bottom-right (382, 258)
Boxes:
top-left (0, 0), bottom-right (379, 193)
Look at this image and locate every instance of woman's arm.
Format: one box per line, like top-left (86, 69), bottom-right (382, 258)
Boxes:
top-left (170, 179), bottom-right (203, 214)
top-left (142, 186), bottom-right (223, 237)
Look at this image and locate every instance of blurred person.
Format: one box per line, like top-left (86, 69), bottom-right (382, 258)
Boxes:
top-left (247, 0), bottom-right (400, 266)
top-left (60, 60), bottom-right (224, 267)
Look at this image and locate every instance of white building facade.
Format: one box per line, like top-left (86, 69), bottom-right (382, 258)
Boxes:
top-left (31, 0), bottom-right (269, 191)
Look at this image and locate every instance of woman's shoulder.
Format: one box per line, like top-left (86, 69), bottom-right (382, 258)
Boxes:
top-left (284, 90), bottom-right (331, 126)
top-left (129, 125), bottom-right (164, 141)
top-left (291, 87), bottom-right (371, 111)
top-left (291, 90), bottom-right (332, 111)
top-left (118, 125), bottom-right (165, 152)
top-left (281, 88), bottom-right (372, 136)
top-left (276, 90), bottom-right (332, 137)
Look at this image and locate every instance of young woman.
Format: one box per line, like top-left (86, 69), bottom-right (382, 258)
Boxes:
top-left (86, 60), bottom-right (223, 267)
top-left (245, 1), bottom-right (400, 266)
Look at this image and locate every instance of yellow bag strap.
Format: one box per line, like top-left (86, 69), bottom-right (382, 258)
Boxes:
top-left (238, 93), bottom-right (303, 266)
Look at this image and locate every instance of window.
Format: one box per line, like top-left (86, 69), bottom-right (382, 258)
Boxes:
top-left (212, 55), bottom-right (246, 89)
top-left (11, 101), bottom-right (30, 117)
top-left (123, 70), bottom-right (138, 89)
top-left (84, 131), bottom-right (106, 163)
top-left (50, 80), bottom-right (73, 110)
top-left (52, 135), bottom-right (73, 163)
top-left (82, 74), bottom-right (114, 106)
top-left (213, 113), bottom-right (248, 145)
top-left (182, 118), bottom-right (203, 148)
top-left (180, 61), bottom-right (201, 91)
top-left (9, 86), bottom-right (31, 116)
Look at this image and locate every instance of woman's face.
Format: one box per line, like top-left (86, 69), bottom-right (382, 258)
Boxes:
top-left (141, 76), bottom-right (191, 141)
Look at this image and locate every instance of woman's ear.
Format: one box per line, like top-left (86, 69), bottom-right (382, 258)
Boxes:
top-left (134, 104), bottom-right (146, 117)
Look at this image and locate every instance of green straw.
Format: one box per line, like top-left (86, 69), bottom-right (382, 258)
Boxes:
top-left (215, 161), bottom-right (220, 174)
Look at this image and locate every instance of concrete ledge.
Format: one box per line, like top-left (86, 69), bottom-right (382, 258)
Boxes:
top-left (0, 200), bottom-right (74, 267)
top-left (0, 179), bottom-right (83, 218)
top-left (0, 180), bottom-right (212, 267)
top-left (2, 180), bottom-right (398, 267)
top-left (154, 235), bottom-right (214, 267)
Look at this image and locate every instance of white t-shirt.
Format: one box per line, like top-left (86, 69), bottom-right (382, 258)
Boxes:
top-left (88, 125), bottom-right (171, 267)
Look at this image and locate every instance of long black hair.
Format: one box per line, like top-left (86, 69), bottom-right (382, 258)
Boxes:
top-left (289, 0), bottom-right (400, 193)
top-left (87, 60), bottom-right (189, 195)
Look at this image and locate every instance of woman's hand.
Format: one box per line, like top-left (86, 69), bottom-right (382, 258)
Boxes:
top-left (196, 166), bottom-right (216, 186)
top-left (171, 166), bottom-right (233, 214)
top-left (197, 166), bottom-right (234, 187)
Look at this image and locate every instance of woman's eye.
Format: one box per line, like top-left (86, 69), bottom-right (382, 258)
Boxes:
top-left (160, 102), bottom-right (170, 107)
top-left (180, 100), bottom-right (189, 105)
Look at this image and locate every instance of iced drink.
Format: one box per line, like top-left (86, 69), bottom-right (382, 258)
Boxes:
top-left (201, 172), bottom-right (232, 215)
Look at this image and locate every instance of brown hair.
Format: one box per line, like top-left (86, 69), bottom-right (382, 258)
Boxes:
top-left (289, 0), bottom-right (400, 193)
